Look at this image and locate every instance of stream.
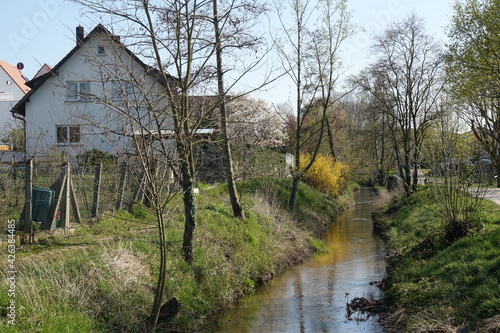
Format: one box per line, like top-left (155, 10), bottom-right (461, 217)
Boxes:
top-left (214, 188), bottom-right (387, 333)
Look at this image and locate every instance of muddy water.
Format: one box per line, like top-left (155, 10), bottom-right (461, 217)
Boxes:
top-left (215, 188), bottom-right (386, 333)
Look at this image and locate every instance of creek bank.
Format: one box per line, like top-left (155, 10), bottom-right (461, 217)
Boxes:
top-left (0, 179), bottom-right (354, 332)
top-left (371, 186), bottom-right (500, 332)
top-left (213, 187), bottom-right (386, 333)
top-left (202, 182), bottom-right (357, 330)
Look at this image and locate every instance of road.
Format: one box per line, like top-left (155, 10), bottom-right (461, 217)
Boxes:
top-left (483, 188), bottom-right (500, 205)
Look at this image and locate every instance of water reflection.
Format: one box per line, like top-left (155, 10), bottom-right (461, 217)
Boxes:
top-left (216, 189), bottom-right (386, 333)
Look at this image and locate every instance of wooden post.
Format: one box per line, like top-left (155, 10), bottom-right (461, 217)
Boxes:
top-left (92, 163), bottom-right (102, 219)
top-left (132, 173), bottom-right (145, 205)
top-left (62, 162), bottom-right (71, 234)
top-left (116, 162), bottom-right (128, 211)
top-left (48, 171), bottom-right (67, 230)
top-left (69, 178), bottom-right (82, 224)
top-left (24, 159), bottom-right (33, 242)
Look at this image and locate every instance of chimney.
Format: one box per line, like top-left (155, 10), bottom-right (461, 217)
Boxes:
top-left (76, 25), bottom-right (84, 46)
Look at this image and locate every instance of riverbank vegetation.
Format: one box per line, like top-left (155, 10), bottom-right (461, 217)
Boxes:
top-left (0, 178), bottom-right (350, 332)
top-left (374, 186), bottom-right (500, 332)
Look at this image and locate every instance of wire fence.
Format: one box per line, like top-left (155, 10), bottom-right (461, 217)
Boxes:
top-left (0, 148), bottom-right (292, 235)
top-left (0, 161), bottom-right (140, 234)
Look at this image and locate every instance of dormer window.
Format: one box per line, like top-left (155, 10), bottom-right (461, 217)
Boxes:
top-left (97, 46), bottom-right (105, 56)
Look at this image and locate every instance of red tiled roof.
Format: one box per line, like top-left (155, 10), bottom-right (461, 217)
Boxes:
top-left (0, 60), bottom-right (31, 94)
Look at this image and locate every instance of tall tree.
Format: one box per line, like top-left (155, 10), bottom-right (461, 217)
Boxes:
top-left (274, 0), bottom-right (352, 209)
top-left (446, 0), bottom-right (500, 187)
top-left (341, 91), bottom-right (394, 186)
top-left (70, 0), bottom-right (272, 327)
top-left (210, 0), bottom-right (266, 218)
top-left (67, 0), bottom-right (213, 327)
top-left (212, 0), bottom-right (243, 218)
top-left (357, 13), bottom-right (444, 194)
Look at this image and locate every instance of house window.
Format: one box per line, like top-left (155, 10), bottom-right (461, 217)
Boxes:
top-left (97, 46), bottom-right (105, 56)
top-left (66, 81), bottom-right (90, 100)
top-left (111, 80), bottom-right (135, 100)
top-left (57, 125), bottom-right (81, 144)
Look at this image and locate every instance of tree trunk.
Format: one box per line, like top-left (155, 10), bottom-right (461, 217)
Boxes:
top-left (326, 119), bottom-right (336, 159)
top-left (149, 209), bottom-right (168, 329)
top-left (376, 167), bottom-right (386, 187)
top-left (212, 0), bottom-right (244, 219)
top-left (180, 159), bottom-right (197, 263)
top-left (289, 175), bottom-right (300, 210)
top-left (289, 11), bottom-right (302, 212)
top-left (496, 162), bottom-right (500, 188)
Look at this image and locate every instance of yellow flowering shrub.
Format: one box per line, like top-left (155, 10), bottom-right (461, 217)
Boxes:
top-left (299, 153), bottom-right (350, 197)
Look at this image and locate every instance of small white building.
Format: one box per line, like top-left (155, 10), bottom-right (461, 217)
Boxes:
top-left (0, 60), bottom-right (30, 130)
top-left (12, 24), bottom-right (172, 161)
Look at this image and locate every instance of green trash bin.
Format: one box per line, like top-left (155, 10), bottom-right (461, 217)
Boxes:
top-left (32, 187), bottom-right (56, 230)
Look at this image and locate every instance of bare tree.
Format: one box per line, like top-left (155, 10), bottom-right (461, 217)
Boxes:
top-left (64, 0), bottom-right (215, 327)
top-left (356, 13), bottom-right (444, 194)
top-left (68, 0), bottom-right (275, 327)
top-left (274, 0), bottom-right (353, 209)
top-left (50, 21), bottom-right (186, 328)
top-left (211, 0), bottom-right (267, 219)
top-left (340, 91), bottom-right (394, 186)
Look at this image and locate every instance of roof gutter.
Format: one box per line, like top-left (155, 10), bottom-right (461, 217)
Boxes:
top-left (10, 109), bottom-right (25, 128)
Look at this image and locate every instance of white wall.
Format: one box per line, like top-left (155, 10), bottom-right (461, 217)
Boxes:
top-left (24, 30), bottom-right (171, 160)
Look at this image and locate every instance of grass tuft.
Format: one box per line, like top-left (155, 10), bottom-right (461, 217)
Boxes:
top-left (376, 186), bottom-right (500, 331)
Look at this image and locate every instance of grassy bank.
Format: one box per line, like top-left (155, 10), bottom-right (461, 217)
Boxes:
top-left (0, 178), bottom-right (347, 332)
top-left (374, 186), bottom-right (500, 332)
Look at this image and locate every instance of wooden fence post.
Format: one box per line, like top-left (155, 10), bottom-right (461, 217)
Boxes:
top-left (24, 159), bottom-right (33, 242)
top-left (132, 173), bottom-right (145, 205)
top-left (92, 163), bottom-right (102, 219)
top-left (62, 162), bottom-right (71, 234)
top-left (116, 162), bottom-right (128, 211)
top-left (47, 170), bottom-right (67, 230)
top-left (69, 176), bottom-right (82, 224)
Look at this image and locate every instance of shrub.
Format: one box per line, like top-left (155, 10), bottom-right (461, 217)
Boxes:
top-left (78, 149), bottom-right (117, 166)
top-left (299, 153), bottom-right (349, 197)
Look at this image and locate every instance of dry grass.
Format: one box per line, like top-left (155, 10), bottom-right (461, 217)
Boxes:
top-left (474, 315), bottom-right (500, 333)
top-left (410, 307), bottom-right (464, 333)
top-left (100, 241), bottom-right (151, 286)
top-left (0, 241), bottom-right (152, 332)
top-left (373, 187), bottom-right (403, 209)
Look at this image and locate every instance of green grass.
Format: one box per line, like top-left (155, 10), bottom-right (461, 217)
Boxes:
top-left (376, 186), bottom-right (500, 332)
top-left (0, 178), bottom-right (342, 332)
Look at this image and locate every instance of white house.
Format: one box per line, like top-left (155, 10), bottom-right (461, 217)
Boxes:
top-left (0, 60), bottom-right (30, 131)
top-left (12, 24), bottom-right (172, 160)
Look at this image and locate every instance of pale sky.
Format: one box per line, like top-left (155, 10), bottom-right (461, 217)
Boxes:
top-left (0, 0), bottom-right (455, 104)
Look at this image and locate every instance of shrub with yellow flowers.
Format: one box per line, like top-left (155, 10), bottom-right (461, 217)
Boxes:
top-left (299, 153), bottom-right (350, 197)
